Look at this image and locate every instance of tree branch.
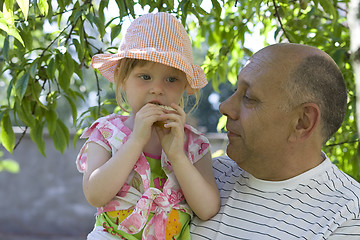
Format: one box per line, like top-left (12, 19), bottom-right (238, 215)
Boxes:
top-left (94, 71), bottom-right (101, 117)
top-left (272, 0), bottom-right (292, 42)
top-left (14, 126), bottom-right (28, 150)
top-left (324, 139), bottom-right (359, 148)
top-left (17, 1), bottom-right (91, 22)
top-left (39, 23), bottom-right (72, 59)
top-left (64, 0), bottom-right (93, 45)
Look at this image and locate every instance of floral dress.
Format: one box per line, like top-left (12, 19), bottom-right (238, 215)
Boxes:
top-left (76, 114), bottom-right (210, 240)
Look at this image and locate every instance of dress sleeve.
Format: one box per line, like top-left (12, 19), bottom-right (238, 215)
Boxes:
top-left (75, 119), bottom-right (112, 173)
top-left (184, 125), bottom-right (210, 164)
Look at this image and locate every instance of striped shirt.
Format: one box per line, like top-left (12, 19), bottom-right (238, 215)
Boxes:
top-left (190, 154), bottom-right (360, 239)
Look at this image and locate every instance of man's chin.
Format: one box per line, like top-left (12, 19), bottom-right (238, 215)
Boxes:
top-left (226, 145), bottom-right (247, 166)
top-left (226, 146), bottom-right (238, 161)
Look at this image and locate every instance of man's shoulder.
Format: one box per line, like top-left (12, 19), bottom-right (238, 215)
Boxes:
top-left (324, 160), bottom-right (360, 214)
top-left (211, 155), bottom-right (243, 183)
top-left (327, 160), bottom-right (360, 189)
top-left (212, 155), bottom-right (239, 171)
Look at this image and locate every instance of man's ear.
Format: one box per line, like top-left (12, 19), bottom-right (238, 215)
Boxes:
top-left (288, 103), bottom-right (320, 143)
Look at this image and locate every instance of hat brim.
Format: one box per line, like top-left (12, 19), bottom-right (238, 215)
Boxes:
top-left (91, 50), bottom-right (207, 94)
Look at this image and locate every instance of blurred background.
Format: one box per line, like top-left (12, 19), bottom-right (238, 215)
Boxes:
top-left (1, 0), bottom-right (359, 238)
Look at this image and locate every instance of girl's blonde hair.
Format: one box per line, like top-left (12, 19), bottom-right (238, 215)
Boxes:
top-left (114, 58), bottom-right (200, 113)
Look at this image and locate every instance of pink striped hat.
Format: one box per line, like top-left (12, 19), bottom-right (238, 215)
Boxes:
top-left (91, 12), bottom-right (208, 94)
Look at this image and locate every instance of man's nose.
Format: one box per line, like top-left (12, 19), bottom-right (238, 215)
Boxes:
top-left (219, 101), bottom-right (228, 116)
top-left (219, 94), bottom-right (238, 120)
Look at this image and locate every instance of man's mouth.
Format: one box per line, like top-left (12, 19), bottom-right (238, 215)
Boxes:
top-left (226, 125), bottom-right (241, 138)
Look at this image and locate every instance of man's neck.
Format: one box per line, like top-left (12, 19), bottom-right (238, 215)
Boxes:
top-left (244, 147), bottom-right (324, 181)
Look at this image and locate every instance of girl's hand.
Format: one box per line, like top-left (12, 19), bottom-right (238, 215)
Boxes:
top-left (131, 103), bottom-right (166, 146)
top-left (155, 103), bottom-right (186, 161)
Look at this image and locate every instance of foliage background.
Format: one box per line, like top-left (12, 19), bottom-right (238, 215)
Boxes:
top-left (0, 0), bottom-right (359, 181)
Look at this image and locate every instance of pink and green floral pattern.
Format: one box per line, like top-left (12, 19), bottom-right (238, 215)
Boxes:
top-left (76, 114), bottom-right (210, 240)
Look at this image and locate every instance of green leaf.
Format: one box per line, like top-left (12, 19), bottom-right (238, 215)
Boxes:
top-left (71, 10), bottom-right (83, 25)
top-left (8, 25), bottom-right (25, 46)
top-left (30, 62), bottom-right (37, 78)
top-left (90, 106), bottom-right (99, 120)
top-left (193, 3), bottom-right (208, 16)
top-left (65, 51), bottom-right (75, 75)
top-left (0, 15), bottom-right (10, 36)
top-left (52, 119), bottom-right (69, 153)
top-left (115, 0), bottom-right (127, 19)
top-left (57, 51), bottom-right (74, 92)
top-left (124, 0), bottom-right (135, 17)
top-left (19, 27), bottom-right (33, 50)
top-left (166, 0), bottom-right (174, 9)
top-left (99, 0), bottom-right (108, 24)
top-left (0, 111), bottom-right (5, 123)
top-left (59, 118), bottom-right (70, 143)
top-left (0, 159), bottom-right (20, 173)
top-left (216, 115), bottom-right (227, 132)
top-left (3, 36), bottom-right (9, 60)
top-left (0, 3), bottom-right (24, 46)
top-left (16, 0), bottom-right (29, 20)
top-left (92, 15), bottom-right (105, 39)
top-left (73, 128), bottom-right (83, 148)
top-left (73, 89), bottom-right (85, 102)
top-left (15, 72), bottom-right (29, 100)
top-left (3, 0), bottom-right (14, 25)
top-left (45, 109), bottom-right (57, 136)
top-left (318, 0), bottom-right (336, 19)
top-left (72, 39), bottom-right (83, 62)
top-left (15, 100), bottom-right (35, 127)
top-left (30, 121), bottom-right (46, 156)
top-left (58, 67), bottom-right (70, 92)
top-left (111, 24), bottom-right (122, 43)
top-left (47, 58), bottom-right (55, 79)
top-left (30, 81), bottom-right (47, 109)
top-left (138, 0), bottom-right (147, 7)
top-left (0, 113), bottom-right (15, 153)
top-left (64, 95), bottom-right (77, 126)
top-left (0, 17), bottom-right (25, 46)
top-left (180, 1), bottom-right (190, 25)
top-left (211, 0), bottom-right (222, 17)
top-left (74, 62), bottom-right (83, 79)
top-left (38, 0), bottom-right (49, 16)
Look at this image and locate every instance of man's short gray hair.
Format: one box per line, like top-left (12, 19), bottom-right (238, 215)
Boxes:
top-left (285, 55), bottom-right (347, 144)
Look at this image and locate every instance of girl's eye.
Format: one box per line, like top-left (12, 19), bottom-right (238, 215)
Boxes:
top-left (140, 75), bottom-right (151, 80)
top-left (166, 77), bottom-right (177, 83)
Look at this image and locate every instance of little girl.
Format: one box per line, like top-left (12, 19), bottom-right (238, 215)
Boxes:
top-left (76, 12), bottom-right (220, 240)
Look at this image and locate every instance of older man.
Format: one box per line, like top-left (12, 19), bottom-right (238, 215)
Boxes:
top-left (190, 43), bottom-right (360, 239)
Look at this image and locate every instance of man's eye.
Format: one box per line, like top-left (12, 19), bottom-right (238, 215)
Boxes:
top-left (243, 95), bottom-right (255, 103)
top-left (140, 75), bottom-right (151, 80)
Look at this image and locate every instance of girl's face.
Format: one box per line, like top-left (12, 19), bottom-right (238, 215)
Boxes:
top-left (123, 61), bottom-right (188, 114)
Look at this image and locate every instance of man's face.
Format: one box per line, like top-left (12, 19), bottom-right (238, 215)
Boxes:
top-left (219, 52), bottom-right (297, 178)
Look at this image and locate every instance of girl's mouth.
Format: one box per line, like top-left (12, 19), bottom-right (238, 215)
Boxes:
top-left (149, 101), bottom-right (163, 106)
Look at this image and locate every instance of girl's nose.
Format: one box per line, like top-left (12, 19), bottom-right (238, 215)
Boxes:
top-left (149, 80), bottom-right (164, 95)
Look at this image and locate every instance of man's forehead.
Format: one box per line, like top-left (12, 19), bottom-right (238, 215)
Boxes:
top-left (236, 54), bottom-right (289, 94)
top-left (237, 56), bottom-right (268, 84)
